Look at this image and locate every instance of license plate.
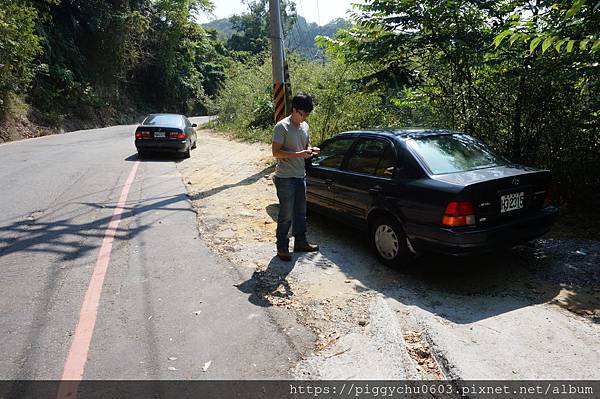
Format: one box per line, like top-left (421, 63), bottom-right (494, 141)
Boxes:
top-left (500, 192), bottom-right (524, 213)
top-left (154, 132), bottom-right (165, 138)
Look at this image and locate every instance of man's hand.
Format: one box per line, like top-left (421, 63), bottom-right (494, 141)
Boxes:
top-left (272, 142), bottom-right (319, 159)
top-left (299, 149), bottom-right (313, 159)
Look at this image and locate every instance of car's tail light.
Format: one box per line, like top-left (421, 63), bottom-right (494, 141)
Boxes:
top-left (170, 132), bottom-right (186, 139)
top-left (136, 131), bottom-right (150, 139)
top-left (442, 201), bottom-right (475, 227)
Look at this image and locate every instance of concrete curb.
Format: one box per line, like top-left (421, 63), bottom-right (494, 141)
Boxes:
top-left (294, 296), bottom-right (421, 379)
top-left (369, 296), bottom-right (421, 380)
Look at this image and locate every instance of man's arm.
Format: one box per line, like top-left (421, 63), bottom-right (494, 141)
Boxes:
top-left (272, 142), bottom-right (313, 159)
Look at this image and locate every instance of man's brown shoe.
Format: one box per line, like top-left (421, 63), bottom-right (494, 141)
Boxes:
top-left (293, 243), bottom-right (319, 252)
top-left (277, 249), bottom-right (292, 261)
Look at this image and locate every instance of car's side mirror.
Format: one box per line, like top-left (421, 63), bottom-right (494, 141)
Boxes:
top-left (192, 123), bottom-right (198, 128)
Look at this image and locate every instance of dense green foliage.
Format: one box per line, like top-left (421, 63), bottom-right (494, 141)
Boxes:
top-left (0, 1), bottom-right (43, 115)
top-left (494, 0), bottom-right (600, 54)
top-left (225, 0), bottom-right (297, 56)
top-left (1, 0), bottom-right (226, 126)
top-left (328, 0), bottom-right (599, 198)
top-left (216, 0), bottom-right (599, 201)
top-left (214, 54), bottom-right (390, 143)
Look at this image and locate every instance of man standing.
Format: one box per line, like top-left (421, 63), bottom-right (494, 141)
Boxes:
top-left (271, 93), bottom-right (320, 261)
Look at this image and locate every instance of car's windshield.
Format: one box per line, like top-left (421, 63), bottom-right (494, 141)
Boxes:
top-left (143, 115), bottom-right (183, 127)
top-left (407, 134), bottom-right (507, 175)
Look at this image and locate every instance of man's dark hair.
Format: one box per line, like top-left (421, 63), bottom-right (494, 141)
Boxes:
top-left (292, 92), bottom-right (314, 113)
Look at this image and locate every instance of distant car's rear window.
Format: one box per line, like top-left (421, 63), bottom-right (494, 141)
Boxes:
top-left (407, 134), bottom-right (507, 174)
top-left (142, 115), bottom-right (183, 127)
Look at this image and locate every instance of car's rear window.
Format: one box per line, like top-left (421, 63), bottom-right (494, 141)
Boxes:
top-left (407, 134), bottom-right (507, 174)
top-left (142, 115), bottom-right (183, 127)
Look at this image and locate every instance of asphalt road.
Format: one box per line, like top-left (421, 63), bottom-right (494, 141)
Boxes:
top-left (0, 118), bottom-right (304, 383)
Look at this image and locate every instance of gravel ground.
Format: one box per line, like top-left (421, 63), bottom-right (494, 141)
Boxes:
top-left (177, 129), bottom-right (600, 380)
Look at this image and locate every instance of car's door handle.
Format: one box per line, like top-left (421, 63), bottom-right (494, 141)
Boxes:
top-left (369, 185), bottom-right (383, 194)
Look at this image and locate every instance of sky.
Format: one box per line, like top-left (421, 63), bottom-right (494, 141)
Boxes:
top-left (197, 0), bottom-right (363, 25)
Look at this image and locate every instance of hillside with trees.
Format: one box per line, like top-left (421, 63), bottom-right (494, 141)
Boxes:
top-left (204, 15), bottom-right (349, 59)
top-left (0, 0), bottom-right (226, 140)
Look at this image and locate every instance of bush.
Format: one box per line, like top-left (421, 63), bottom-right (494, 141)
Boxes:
top-left (214, 52), bottom-right (409, 145)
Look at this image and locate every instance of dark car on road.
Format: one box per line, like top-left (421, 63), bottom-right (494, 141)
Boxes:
top-left (135, 114), bottom-right (198, 158)
top-left (306, 129), bottom-right (558, 266)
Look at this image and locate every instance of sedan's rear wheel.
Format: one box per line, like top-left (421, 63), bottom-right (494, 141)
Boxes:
top-left (371, 216), bottom-right (413, 267)
top-left (182, 142), bottom-right (191, 159)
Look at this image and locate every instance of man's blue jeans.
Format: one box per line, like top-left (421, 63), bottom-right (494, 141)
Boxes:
top-left (274, 176), bottom-right (307, 250)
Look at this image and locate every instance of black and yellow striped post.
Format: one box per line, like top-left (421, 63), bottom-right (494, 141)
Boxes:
top-left (273, 81), bottom-right (286, 122)
top-left (270, 0), bottom-right (289, 123)
top-left (283, 58), bottom-right (292, 117)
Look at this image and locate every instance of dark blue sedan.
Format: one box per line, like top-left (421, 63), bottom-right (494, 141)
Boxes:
top-left (306, 129), bottom-right (558, 267)
top-left (135, 114), bottom-right (197, 158)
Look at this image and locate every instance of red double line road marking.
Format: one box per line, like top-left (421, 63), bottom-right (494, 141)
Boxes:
top-left (56, 161), bottom-right (140, 398)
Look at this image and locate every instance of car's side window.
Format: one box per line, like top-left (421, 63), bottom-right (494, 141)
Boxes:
top-left (345, 139), bottom-right (394, 177)
top-left (311, 138), bottom-right (355, 169)
top-left (374, 146), bottom-right (396, 177)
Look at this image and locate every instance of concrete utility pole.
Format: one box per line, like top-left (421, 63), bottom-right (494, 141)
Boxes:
top-left (269, 0), bottom-right (288, 123)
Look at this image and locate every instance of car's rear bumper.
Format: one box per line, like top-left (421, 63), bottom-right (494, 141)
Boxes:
top-left (406, 206), bottom-right (559, 256)
top-left (135, 139), bottom-right (189, 153)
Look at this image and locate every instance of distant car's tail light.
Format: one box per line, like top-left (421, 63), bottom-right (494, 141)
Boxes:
top-left (136, 131), bottom-right (150, 139)
top-left (169, 132), bottom-right (186, 139)
top-left (442, 201), bottom-right (476, 227)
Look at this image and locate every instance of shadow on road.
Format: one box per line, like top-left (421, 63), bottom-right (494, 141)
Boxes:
top-left (0, 193), bottom-right (193, 260)
top-left (188, 165), bottom-right (275, 201)
top-left (124, 153), bottom-right (184, 163)
top-left (0, 180), bottom-right (198, 381)
top-left (237, 256), bottom-right (297, 307)
top-left (266, 203), bottom-right (278, 222)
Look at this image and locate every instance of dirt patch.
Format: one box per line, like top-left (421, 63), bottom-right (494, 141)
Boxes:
top-left (0, 105), bottom-right (145, 144)
top-left (0, 114), bottom-right (58, 144)
top-left (403, 331), bottom-right (445, 379)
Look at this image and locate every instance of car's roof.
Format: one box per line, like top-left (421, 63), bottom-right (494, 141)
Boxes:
top-left (336, 128), bottom-right (463, 140)
top-left (141, 113), bottom-right (186, 127)
top-left (144, 113), bottom-right (185, 119)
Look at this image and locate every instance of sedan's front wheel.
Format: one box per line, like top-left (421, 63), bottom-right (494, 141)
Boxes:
top-left (371, 216), bottom-right (413, 267)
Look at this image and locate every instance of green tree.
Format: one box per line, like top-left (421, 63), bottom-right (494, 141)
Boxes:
top-left (317, 0), bottom-right (599, 199)
top-left (25, 0), bottom-right (225, 125)
top-left (0, 1), bottom-right (42, 115)
top-left (144, 0), bottom-right (224, 114)
top-left (494, 0), bottom-right (600, 55)
top-left (226, 0), bottom-right (297, 56)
